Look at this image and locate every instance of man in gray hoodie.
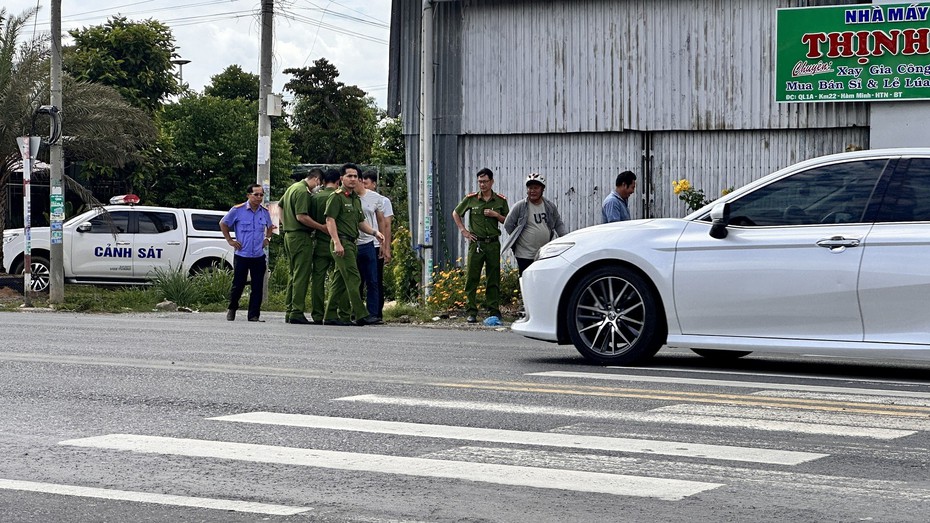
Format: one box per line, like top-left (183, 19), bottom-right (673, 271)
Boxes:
top-left (502, 172), bottom-right (568, 275)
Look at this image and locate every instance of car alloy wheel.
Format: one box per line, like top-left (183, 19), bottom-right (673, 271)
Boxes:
top-left (16, 256), bottom-right (51, 293)
top-left (565, 266), bottom-right (662, 365)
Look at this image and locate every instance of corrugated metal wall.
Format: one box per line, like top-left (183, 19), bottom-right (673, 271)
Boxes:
top-left (459, 0), bottom-right (870, 134)
top-left (649, 128), bottom-right (872, 219)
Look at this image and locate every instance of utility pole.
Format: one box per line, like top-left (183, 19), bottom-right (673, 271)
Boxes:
top-left (419, 0), bottom-right (435, 299)
top-left (256, 0), bottom-right (273, 201)
top-left (49, 0), bottom-right (64, 304)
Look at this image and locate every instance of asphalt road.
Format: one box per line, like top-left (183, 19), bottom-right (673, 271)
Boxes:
top-left (2, 310), bottom-right (930, 522)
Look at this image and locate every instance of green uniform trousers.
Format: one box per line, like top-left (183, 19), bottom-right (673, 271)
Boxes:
top-left (284, 230), bottom-right (315, 320)
top-left (465, 239), bottom-right (501, 318)
top-left (310, 235), bottom-right (335, 321)
top-left (324, 241), bottom-right (368, 322)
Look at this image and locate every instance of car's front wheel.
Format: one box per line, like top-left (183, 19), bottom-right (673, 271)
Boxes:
top-left (565, 266), bottom-right (663, 365)
top-left (14, 255), bottom-right (51, 292)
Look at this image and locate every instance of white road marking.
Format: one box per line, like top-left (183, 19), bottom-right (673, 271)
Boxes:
top-left (530, 371), bottom-right (930, 399)
top-left (754, 390), bottom-right (930, 408)
top-left (652, 404), bottom-right (927, 433)
top-left (0, 478), bottom-right (310, 516)
top-left (424, 446), bottom-right (930, 502)
top-left (609, 366), bottom-right (928, 388)
top-left (209, 411), bottom-right (825, 465)
top-left (58, 434), bottom-right (721, 500)
top-left (334, 394), bottom-right (913, 439)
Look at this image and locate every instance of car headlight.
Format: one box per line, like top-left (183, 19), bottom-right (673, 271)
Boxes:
top-left (536, 242), bottom-right (574, 260)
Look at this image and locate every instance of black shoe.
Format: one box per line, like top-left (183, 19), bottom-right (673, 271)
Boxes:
top-left (323, 319), bottom-right (351, 326)
top-left (466, 314), bottom-right (477, 324)
top-left (284, 317), bottom-right (291, 324)
top-left (355, 315), bottom-right (383, 326)
top-left (247, 317), bottom-right (265, 322)
top-left (289, 316), bottom-right (312, 325)
top-left (226, 310), bottom-right (235, 321)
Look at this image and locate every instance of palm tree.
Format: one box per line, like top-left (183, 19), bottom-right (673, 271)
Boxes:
top-left (0, 8), bottom-right (157, 273)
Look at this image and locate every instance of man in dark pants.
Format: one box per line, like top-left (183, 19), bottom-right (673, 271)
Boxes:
top-left (361, 171), bottom-right (393, 319)
top-left (452, 168), bottom-right (509, 325)
top-left (280, 168), bottom-right (324, 324)
top-left (221, 183), bottom-right (275, 322)
top-left (309, 169), bottom-right (341, 324)
top-left (323, 163), bottom-right (384, 326)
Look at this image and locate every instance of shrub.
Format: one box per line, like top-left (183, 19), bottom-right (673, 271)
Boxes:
top-left (150, 267), bottom-right (200, 307)
top-left (426, 262), bottom-right (520, 311)
top-left (389, 225), bottom-right (421, 302)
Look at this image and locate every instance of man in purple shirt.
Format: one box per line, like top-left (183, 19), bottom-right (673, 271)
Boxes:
top-left (220, 183), bottom-right (275, 322)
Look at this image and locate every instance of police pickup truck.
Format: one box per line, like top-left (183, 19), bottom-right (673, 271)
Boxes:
top-left (2, 195), bottom-right (235, 292)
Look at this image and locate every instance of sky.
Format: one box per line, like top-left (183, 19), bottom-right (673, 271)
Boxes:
top-left (7, 0), bottom-right (392, 109)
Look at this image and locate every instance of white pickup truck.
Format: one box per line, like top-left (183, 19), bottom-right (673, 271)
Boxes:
top-left (2, 196), bottom-right (235, 292)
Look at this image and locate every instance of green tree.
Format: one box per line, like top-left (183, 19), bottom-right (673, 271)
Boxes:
top-left (204, 65), bottom-right (259, 101)
top-left (156, 93), bottom-right (295, 210)
top-left (284, 58), bottom-right (377, 164)
top-left (64, 16), bottom-right (181, 114)
top-left (0, 8), bottom-right (157, 272)
top-left (370, 113), bottom-right (405, 166)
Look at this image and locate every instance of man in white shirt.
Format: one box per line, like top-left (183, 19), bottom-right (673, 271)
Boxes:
top-left (361, 171), bottom-right (393, 319)
top-left (356, 171), bottom-right (386, 320)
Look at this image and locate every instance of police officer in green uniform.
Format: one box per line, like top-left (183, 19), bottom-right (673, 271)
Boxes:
top-left (280, 168), bottom-right (324, 324)
top-left (308, 168), bottom-right (341, 323)
top-left (323, 163), bottom-right (384, 326)
top-left (452, 167), bottom-right (509, 324)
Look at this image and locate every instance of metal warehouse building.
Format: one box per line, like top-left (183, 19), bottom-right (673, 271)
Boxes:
top-left (387, 0), bottom-right (925, 266)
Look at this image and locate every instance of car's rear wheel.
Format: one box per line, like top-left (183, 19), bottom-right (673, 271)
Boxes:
top-left (691, 348), bottom-right (752, 360)
top-left (14, 255), bottom-right (51, 292)
top-left (565, 266), bottom-right (663, 365)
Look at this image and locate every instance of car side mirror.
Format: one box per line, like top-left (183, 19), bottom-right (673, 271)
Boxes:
top-left (76, 222), bottom-right (92, 233)
top-left (709, 203), bottom-right (730, 239)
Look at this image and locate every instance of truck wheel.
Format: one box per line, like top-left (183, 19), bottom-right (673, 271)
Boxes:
top-left (565, 266), bottom-right (663, 366)
top-left (190, 259), bottom-right (229, 275)
top-left (14, 256), bottom-right (51, 292)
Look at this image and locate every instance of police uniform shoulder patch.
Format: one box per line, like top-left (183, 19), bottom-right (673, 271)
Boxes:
top-left (496, 193), bottom-right (507, 200)
top-left (466, 192), bottom-right (478, 198)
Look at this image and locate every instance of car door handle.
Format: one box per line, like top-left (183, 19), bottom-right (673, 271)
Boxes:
top-left (115, 241), bottom-right (131, 246)
top-left (816, 236), bottom-right (860, 252)
top-left (167, 241), bottom-right (181, 245)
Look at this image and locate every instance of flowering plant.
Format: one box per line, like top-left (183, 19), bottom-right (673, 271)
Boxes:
top-left (672, 179), bottom-right (709, 211)
top-left (673, 179), bottom-right (735, 212)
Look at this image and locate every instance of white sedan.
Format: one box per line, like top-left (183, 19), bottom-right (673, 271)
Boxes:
top-left (512, 148), bottom-right (930, 365)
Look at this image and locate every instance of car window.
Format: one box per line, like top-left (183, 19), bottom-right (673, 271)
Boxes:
top-left (138, 211), bottom-right (178, 234)
top-left (190, 213), bottom-right (223, 232)
top-left (726, 160), bottom-right (887, 226)
top-left (86, 211), bottom-right (131, 234)
top-left (875, 158), bottom-right (930, 223)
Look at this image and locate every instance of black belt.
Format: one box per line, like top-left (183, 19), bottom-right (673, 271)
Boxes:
top-left (338, 234), bottom-right (358, 242)
top-left (473, 236), bottom-right (499, 243)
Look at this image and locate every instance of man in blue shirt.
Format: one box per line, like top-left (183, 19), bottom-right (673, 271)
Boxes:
top-left (602, 170), bottom-right (637, 223)
top-left (221, 184), bottom-right (275, 322)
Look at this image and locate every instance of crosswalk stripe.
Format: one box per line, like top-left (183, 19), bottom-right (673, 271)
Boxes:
top-left (654, 404), bottom-right (930, 432)
top-left (755, 390), bottom-right (930, 408)
top-left (530, 371), bottom-right (930, 399)
top-left (423, 446), bottom-right (930, 502)
top-left (334, 394), bottom-right (913, 439)
top-left (58, 434), bottom-right (722, 500)
top-left (0, 478), bottom-right (310, 516)
top-left (209, 411), bottom-right (826, 465)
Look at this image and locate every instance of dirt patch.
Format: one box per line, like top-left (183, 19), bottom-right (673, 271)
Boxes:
top-left (0, 286), bottom-right (23, 305)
